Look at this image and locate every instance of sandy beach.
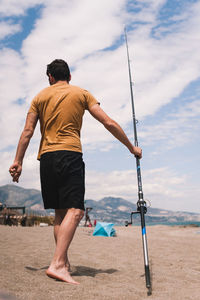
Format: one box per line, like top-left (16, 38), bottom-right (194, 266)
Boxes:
top-left (0, 224), bottom-right (199, 300)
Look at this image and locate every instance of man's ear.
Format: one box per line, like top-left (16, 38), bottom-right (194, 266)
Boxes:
top-left (48, 74), bottom-right (56, 85)
top-left (68, 74), bottom-right (71, 82)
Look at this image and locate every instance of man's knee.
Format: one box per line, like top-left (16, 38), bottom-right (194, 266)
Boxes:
top-left (77, 209), bottom-right (84, 222)
top-left (71, 209), bottom-right (84, 223)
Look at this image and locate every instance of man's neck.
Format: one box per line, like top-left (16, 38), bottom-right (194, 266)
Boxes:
top-left (51, 80), bottom-right (69, 86)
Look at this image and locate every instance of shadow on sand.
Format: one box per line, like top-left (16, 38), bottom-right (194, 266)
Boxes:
top-left (25, 266), bottom-right (48, 271)
top-left (72, 266), bottom-right (118, 277)
top-left (25, 265), bottom-right (118, 278)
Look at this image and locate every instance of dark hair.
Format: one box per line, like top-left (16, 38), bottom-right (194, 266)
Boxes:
top-left (46, 59), bottom-right (70, 81)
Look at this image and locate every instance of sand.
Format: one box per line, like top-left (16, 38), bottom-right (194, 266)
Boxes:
top-left (0, 224), bottom-right (199, 300)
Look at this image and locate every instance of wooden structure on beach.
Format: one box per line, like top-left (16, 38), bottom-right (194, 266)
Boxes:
top-left (0, 203), bottom-right (26, 226)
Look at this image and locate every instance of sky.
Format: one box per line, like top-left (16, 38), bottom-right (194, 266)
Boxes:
top-left (0, 0), bottom-right (200, 213)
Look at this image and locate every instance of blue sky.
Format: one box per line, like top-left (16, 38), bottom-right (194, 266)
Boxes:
top-left (0, 0), bottom-right (200, 213)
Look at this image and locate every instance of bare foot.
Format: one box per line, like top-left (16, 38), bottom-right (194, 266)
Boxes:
top-left (46, 266), bottom-right (79, 285)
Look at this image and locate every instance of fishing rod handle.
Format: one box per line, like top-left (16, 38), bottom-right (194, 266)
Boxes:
top-left (135, 157), bottom-right (143, 196)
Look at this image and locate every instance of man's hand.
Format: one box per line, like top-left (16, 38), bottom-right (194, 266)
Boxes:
top-left (130, 146), bottom-right (142, 159)
top-left (9, 162), bottom-right (22, 183)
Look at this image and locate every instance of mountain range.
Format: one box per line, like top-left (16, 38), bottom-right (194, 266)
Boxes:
top-left (0, 184), bottom-right (200, 225)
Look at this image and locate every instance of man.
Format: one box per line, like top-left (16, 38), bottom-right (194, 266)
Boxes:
top-left (9, 59), bottom-right (142, 284)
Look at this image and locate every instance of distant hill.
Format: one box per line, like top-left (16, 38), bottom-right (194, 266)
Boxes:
top-left (0, 184), bottom-right (200, 224)
top-left (0, 184), bottom-right (43, 211)
top-left (85, 197), bottom-right (200, 225)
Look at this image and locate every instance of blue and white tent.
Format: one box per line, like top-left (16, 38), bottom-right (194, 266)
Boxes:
top-left (92, 222), bottom-right (116, 237)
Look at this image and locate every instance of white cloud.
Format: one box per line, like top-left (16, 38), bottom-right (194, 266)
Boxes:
top-left (0, 21), bottom-right (21, 39)
top-left (140, 99), bottom-right (200, 148)
top-left (0, 48), bottom-right (28, 149)
top-left (4, 156), bottom-right (199, 213)
top-left (85, 167), bottom-right (200, 213)
top-left (0, 0), bottom-right (43, 16)
top-left (0, 152), bottom-right (14, 186)
top-left (124, 1), bottom-right (200, 119)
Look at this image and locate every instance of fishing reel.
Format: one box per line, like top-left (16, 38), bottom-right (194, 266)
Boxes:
top-left (125, 211), bottom-right (140, 226)
top-left (125, 200), bottom-right (147, 227)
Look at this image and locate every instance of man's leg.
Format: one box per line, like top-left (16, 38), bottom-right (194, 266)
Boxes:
top-left (54, 209), bottom-right (71, 271)
top-left (54, 209), bottom-right (67, 242)
top-left (46, 208), bottom-right (84, 284)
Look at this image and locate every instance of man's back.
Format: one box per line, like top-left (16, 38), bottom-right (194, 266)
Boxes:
top-left (28, 82), bottom-right (98, 159)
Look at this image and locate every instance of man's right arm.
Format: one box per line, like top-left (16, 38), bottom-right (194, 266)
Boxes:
top-left (9, 112), bottom-right (38, 182)
top-left (88, 104), bottom-right (142, 158)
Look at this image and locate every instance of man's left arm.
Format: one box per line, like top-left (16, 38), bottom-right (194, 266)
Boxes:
top-left (9, 112), bottom-right (38, 183)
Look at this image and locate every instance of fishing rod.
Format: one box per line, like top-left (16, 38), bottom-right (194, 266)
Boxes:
top-left (124, 27), bottom-right (152, 295)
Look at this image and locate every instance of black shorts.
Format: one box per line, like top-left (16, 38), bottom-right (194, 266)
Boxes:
top-left (40, 150), bottom-right (85, 210)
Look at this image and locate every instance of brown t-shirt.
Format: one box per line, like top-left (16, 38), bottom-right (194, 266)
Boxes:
top-left (28, 82), bottom-right (99, 159)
